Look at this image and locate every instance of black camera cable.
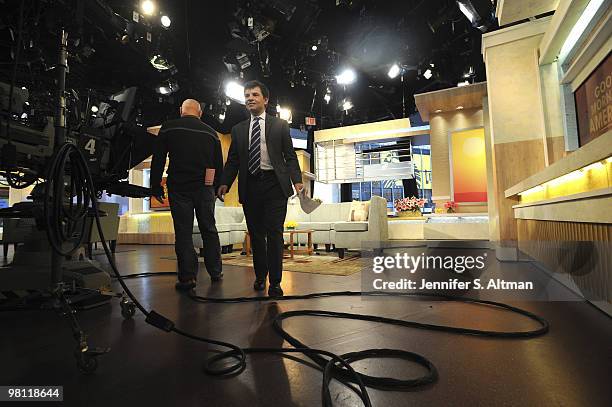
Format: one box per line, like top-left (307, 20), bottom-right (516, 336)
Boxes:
top-left (35, 142), bottom-right (550, 407)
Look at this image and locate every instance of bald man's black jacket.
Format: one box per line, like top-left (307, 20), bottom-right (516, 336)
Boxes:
top-left (150, 115), bottom-right (223, 193)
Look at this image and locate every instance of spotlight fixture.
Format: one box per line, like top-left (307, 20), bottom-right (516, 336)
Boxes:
top-left (141, 0), bottom-right (156, 16)
top-left (342, 99), bottom-right (353, 111)
top-left (423, 69), bottom-right (433, 80)
top-left (225, 98), bottom-right (231, 106)
top-left (278, 105), bottom-right (292, 123)
top-left (157, 85), bottom-right (171, 95)
top-left (456, 0), bottom-right (497, 32)
top-left (225, 81), bottom-right (246, 104)
top-left (336, 68), bottom-right (356, 85)
top-left (311, 45), bottom-right (318, 51)
top-left (323, 88), bottom-right (331, 104)
top-left (388, 63), bottom-right (401, 79)
top-left (91, 105), bottom-right (99, 113)
top-left (150, 54), bottom-right (174, 70)
top-left (161, 15), bottom-right (171, 28)
top-left (218, 112), bottom-right (226, 121)
top-left (156, 79), bottom-right (179, 95)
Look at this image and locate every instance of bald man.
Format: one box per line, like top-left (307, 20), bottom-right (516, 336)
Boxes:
top-left (150, 99), bottom-right (224, 290)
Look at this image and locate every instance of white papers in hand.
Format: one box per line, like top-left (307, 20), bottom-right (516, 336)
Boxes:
top-left (297, 188), bottom-right (321, 214)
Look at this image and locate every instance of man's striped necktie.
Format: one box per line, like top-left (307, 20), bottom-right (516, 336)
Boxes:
top-left (248, 117), bottom-right (261, 175)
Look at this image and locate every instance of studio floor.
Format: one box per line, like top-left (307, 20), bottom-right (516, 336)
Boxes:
top-left (1, 244), bottom-right (611, 407)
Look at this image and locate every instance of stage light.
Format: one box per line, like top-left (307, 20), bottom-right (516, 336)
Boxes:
top-left (342, 99), bottom-right (353, 111)
top-left (141, 0), bottom-right (156, 16)
top-left (157, 85), bottom-right (171, 95)
top-left (150, 54), bottom-right (173, 70)
top-left (161, 15), bottom-right (171, 28)
top-left (311, 45), bottom-right (318, 51)
top-left (218, 112), bottom-right (225, 121)
top-left (336, 68), bottom-right (356, 85)
top-left (278, 105), bottom-right (292, 123)
top-left (456, 105), bottom-right (464, 110)
top-left (423, 69), bottom-right (432, 79)
top-left (225, 98), bottom-right (231, 106)
top-left (323, 87), bottom-right (332, 104)
top-left (388, 63), bottom-right (400, 79)
top-left (456, 0), bottom-right (497, 32)
top-left (225, 81), bottom-right (245, 104)
top-left (91, 105), bottom-right (99, 113)
top-left (457, 1), bottom-right (477, 24)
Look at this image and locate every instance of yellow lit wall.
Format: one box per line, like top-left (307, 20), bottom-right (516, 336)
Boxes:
top-left (519, 158), bottom-right (612, 204)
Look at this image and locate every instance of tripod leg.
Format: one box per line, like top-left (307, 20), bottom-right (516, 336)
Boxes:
top-left (53, 284), bottom-right (109, 374)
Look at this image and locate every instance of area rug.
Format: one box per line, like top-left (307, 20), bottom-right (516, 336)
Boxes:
top-left (160, 253), bottom-right (362, 276)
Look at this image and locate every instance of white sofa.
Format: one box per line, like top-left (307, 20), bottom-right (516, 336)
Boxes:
top-left (193, 196), bottom-right (389, 258)
top-left (192, 206), bottom-right (246, 253)
top-left (284, 195), bottom-right (389, 257)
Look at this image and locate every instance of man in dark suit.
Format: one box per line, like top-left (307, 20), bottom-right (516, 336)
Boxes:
top-left (150, 99), bottom-right (224, 290)
top-left (217, 80), bottom-right (303, 297)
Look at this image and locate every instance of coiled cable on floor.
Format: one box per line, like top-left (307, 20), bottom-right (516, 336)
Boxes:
top-left (43, 143), bottom-right (550, 406)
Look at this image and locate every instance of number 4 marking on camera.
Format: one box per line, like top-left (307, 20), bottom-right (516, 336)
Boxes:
top-left (84, 138), bottom-right (96, 155)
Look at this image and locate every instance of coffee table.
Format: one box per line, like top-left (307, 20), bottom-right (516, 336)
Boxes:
top-left (283, 229), bottom-right (314, 259)
top-left (243, 229), bottom-right (314, 259)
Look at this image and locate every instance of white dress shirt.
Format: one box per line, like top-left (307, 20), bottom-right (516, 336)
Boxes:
top-left (248, 112), bottom-right (273, 170)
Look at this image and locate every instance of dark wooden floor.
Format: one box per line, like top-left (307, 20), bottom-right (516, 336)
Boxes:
top-left (1, 244), bottom-right (611, 407)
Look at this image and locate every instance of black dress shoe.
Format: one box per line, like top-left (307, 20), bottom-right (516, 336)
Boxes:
top-left (268, 284), bottom-right (284, 298)
top-left (175, 278), bottom-right (197, 290)
top-left (211, 273), bottom-right (224, 282)
top-left (253, 279), bottom-right (265, 291)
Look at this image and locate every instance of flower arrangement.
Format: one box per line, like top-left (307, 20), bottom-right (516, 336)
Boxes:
top-left (444, 201), bottom-right (458, 213)
top-left (284, 220), bottom-right (298, 230)
top-left (394, 197), bottom-right (426, 217)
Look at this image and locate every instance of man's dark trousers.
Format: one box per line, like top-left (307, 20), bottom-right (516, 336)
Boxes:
top-left (168, 185), bottom-right (222, 281)
top-left (242, 171), bottom-right (287, 285)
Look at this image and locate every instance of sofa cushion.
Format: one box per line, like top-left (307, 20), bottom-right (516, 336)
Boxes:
top-left (297, 222), bottom-right (332, 231)
top-left (228, 222), bottom-right (246, 231)
top-left (285, 202), bottom-right (311, 223)
top-left (338, 202), bottom-right (353, 221)
top-left (333, 221), bottom-right (368, 232)
top-left (217, 224), bottom-right (233, 233)
top-left (348, 201), bottom-right (370, 221)
top-left (215, 207), bottom-right (245, 224)
top-left (310, 203), bottom-right (341, 222)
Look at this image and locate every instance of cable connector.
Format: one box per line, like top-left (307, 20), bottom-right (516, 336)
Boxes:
top-left (145, 310), bottom-right (175, 332)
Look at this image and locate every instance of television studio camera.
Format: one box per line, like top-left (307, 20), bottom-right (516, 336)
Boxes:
top-left (0, 2), bottom-right (162, 370)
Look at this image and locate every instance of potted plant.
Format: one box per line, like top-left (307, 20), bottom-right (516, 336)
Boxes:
top-left (394, 197), bottom-right (426, 218)
top-left (444, 201), bottom-right (458, 213)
